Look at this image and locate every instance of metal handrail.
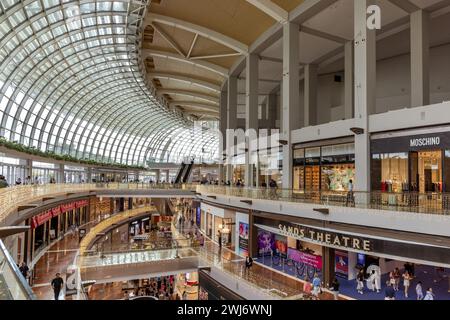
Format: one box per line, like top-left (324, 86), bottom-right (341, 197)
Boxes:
top-left (0, 239), bottom-right (36, 300)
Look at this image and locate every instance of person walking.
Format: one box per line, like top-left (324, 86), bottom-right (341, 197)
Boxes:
top-left (402, 270), bottom-right (413, 298)
top-left (19, 262), bottom-right (29, 281)
top-left (330, 278), bottom-right (340, 300)
top-left (312, 273), bottom-right (322, 298)
top-left (51, 273), bottom-right (64, 300)
top-left (244, 256), bottom-right (253, 274)
top-left (218, 232), bottom-right (222, 250)
top-left (356, 269), bottom-right (365, 295)
top-left (416, 281), bottom-right (424, 300)
top-left (345, 179), bottom-right (354, 206)
top-left (182, 290), bottom-right (187, 300)
top-left (423, 288), bottom-right (434, 300)
top-left (393, 267), bottom-right (401, 291)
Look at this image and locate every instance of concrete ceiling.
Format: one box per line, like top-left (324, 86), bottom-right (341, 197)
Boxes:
top-left (142, 0), bottom-right (450, 120)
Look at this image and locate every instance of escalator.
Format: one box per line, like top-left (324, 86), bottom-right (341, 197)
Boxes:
top-left (182, 161), bottom-right (194, 183)
top-left (174, 162), bottom-right (186, 184)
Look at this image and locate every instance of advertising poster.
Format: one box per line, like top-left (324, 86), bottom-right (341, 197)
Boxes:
top-left (238, 222), bottom-right (249, 257)
top-left (257, 229), bottom-right (275, 256)
top-left (274, 234), bottom-right (287, 258)
top-left (196, 207), bottom-right (201, 227)
top-left (335, 250), bottom-right (349, 279)
top-left (287, 248), bottom-right (323, 269)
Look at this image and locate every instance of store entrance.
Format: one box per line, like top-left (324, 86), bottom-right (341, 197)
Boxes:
top-left (410, 151), bottom-right (442, 193)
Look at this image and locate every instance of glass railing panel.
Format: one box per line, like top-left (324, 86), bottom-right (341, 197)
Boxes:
top-left (0, 240), bottom-right (35, 300)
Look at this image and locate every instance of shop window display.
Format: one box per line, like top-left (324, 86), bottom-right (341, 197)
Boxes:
top-left (321, 164), bottom-right (355, 192)
top-left (377, 153), bottom-right (409, 193)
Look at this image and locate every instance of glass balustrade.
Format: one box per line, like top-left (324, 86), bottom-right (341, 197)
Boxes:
top-left (0, 240), bottom-right (35, 300)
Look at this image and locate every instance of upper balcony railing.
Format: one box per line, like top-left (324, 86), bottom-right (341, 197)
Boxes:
top-left (0, 182), bottom-right (197, 225)
top-left (2, 183), bottom-right (450, 227)
top-left (196, 185), bottom-right (450, 216)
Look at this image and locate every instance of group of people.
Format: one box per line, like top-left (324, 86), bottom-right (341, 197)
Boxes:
top-left (355, 265), bottom-right (436, 300)
top-left (301, 273), bottom-right (341, 300)
top-left (0, 175), bottom-right (57, 188)
top-left (123, 275), bottom-right (187, 300)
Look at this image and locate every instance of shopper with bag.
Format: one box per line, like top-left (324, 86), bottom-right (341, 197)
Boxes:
top-left (312, 273), bottom-right (322, 298)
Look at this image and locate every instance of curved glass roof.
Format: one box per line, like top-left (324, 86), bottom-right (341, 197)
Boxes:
top-left (0, 0), bottom-right (219, 165)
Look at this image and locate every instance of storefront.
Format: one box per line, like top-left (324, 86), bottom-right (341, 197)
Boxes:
top-left (251, 214), bottom-right (450, 286)
top-left (371, 127), bottom-right (450, 193)
top-left (293, 140), bottom-right (355, 192)
top-left (200, 203), bottom-right (234, 247)
top-left (29, 199), bottom-right (89, 261)
top-left (129, 216), bottom-right (150, 236)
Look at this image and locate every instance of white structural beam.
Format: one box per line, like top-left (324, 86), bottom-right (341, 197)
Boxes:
top-left (149, 72), bottom-right (221, 92)
top-left (246, 0), bottom-right (288, 23)
top-left (158, 89), bottom-right (219, 104)
top-left (354, 0), bottom-right (376, 194)
top-left (411, 9), bottom-right (430, 107)
top-left (169, 101), bottom-right (219, 111)
top-left (187, 33), bottom-right (198, 59)
top-left (245, 54), bottom-right (259, 188)
top-left (151, 22), bottom-right (186, 57)
top-left (190, 53), bottom-right (242, 60)
top-left (388, 0), bottom-right (420, 13)
top-left (281, 22), bottom-right (300, 189)
top-left (143, 49), bottom-right (228, 77)
top-left (301, 25), bottom-right (349, 44)
top-left (145, 13), bottom-right (248, 54)
top-left (304, 64), bottom-right (318, 127)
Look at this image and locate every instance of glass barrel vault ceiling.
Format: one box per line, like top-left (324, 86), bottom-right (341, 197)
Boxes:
top-left (0, 0), bottom-right (219, 165)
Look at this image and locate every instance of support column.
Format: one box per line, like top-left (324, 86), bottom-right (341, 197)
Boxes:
top-left (165, 169), bottom-right (170, 183)
top-left (281, 22), bottom-right (300, 189)
top-left (219, 89), bottom-right (227, 184)
top-left (26, 159), bottom-right (32, 181)
top-left (226, 76), bottom-right (238, 183)
top-left (155, 169), bottom-right (160, 183)
top-left (354, 0), bottom-right (376, 195)
top-left (322, 247), bottom-right (335, 287)
top-left (268, 93), bottom-right (278, 129)
top-left (57, 164), bottom-right (64, 183)
top-left (245, 54), bottom-right (259, 188)
top-left (411, 9), bottom-right (429, 107)
top-left (87, 167), bottom-right (92, 183)
top-left (345, 41), bottom-right (354, 119)
top-left (304, 64), bottom-right (318, 127)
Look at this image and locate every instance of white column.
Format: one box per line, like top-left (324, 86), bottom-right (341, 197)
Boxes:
top-left (354, 0), bottom-right (376, 194)
top-left (245, 54), bottom-right (259, 188)
top-left (165, 169), bottom-right (170, 182)
top-left (411, 9), bottom-right (429, 107)
top-left (219, 89), bottom-right (227, 184)
top-left (281, 22), bottom-right (300, 189)
top-left (226, 76), bottom-right (238, 183)
top-left (268, 93), bottom-right (278, 129)
top-left (57, 164), bottom-right (64, 183)
top-left (304, 64), bottom-right (318, 127)
top-left (345, 41), bottom-right (354, 119)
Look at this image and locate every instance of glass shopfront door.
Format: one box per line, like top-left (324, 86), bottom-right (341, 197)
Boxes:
top-left (410, 151), bottom-right (442, 193)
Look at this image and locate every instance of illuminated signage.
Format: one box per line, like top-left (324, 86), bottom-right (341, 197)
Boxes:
top-left (31, 199), bottom-right (89, 229)
top-left (277, 223), bottom-right (372, 252)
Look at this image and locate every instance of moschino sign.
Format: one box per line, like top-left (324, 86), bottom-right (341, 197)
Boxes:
top-left (277, 223), bottom-right (372, 252)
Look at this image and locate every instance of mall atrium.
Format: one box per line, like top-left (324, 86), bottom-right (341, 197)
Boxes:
top-left (0, 0), bottom-right (449, 304)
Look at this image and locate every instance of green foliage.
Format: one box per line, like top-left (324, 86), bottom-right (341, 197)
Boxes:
top-left (0, 137), bottom-right (146, 171)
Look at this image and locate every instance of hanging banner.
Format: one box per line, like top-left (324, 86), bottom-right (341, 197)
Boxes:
top-left (287, 248), bottom-right (323, 269)
top-left (31, 199), bottom-right (89, 229)
top-left (238, 222), bottom-right (249, 257)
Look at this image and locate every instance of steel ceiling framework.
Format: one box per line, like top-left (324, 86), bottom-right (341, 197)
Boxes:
top-left (0, 0), bottom-right (219, 165)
